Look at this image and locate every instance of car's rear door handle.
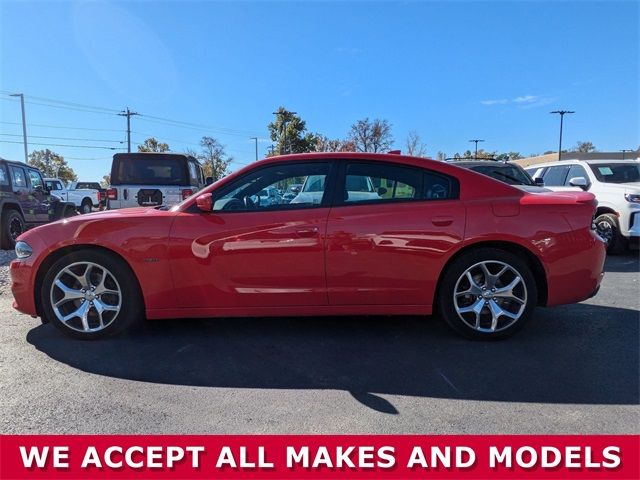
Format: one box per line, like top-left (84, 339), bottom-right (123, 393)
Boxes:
top-left (432, 216), bottom-right (453, 227)
top-left (296, 227), bottom-right (319, 237)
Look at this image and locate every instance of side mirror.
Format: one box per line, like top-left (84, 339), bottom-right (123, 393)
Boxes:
top-left (534, 177), bottom-right (545, 187)
top-left (569, 176), bottom-right (589, 190)
top-left (377, 187), bottom-right (388, 196)
top-left (206, 177), bottom-right (214, 185)
top-left (195, 193), bottom-right (213, 212)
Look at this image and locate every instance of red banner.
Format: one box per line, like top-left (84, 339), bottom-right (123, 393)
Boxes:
top-left (1, 435), bottom-right (637, 479)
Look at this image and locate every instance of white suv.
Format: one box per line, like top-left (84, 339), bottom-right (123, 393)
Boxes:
top-left (526, 160), bottom-right (640, 253)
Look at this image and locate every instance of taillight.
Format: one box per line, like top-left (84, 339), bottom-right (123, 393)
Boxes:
top-left (107, 188), bottom-right (117, 200)
top-left (182, 189), bottom-right (194, 200)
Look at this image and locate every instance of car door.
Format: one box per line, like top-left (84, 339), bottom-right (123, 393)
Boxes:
top-left (168, 161), bottom-right (336, 310)
top-left (8, 165), bottom-right (36, 223)
top-left (325, 161), bottom-right (465, 306)
top-left (26, 168), bottom-right (51, 223)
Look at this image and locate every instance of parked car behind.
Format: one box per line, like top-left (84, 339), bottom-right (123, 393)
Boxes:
top-left (452, 160), bottom-right (547, 192)
top-left (0, 158), bottom-right (76, 249)
top-left (107, 152), bottom-right (206, 210)
top-left (75, 181), bottom-right (107, 210)
top-left (526, 159), bottom-right (640, 253)
top-left (45, 178), bottom-right (101, 214)
top-left (11, 152), bottom-right (605, 341)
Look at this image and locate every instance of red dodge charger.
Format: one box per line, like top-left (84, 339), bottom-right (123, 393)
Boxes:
top-left (10, 153), bottom-right (605, 340)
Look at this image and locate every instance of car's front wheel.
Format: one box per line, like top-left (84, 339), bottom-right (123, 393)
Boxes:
top-left (437, 248), bottom-right (538, 339)
top-left (41, 250), bottom-right (142, 339)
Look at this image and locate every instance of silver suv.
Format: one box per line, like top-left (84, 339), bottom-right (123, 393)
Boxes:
top-left (107, 153), bottom-right (207, 210)
top-left (526, 159), bottom-right (640, 253)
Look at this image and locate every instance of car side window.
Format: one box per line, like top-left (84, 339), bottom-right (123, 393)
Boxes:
top-left (212, 162), bottom-right (332, 212)
top-left (565, 165), bottom-right (589, 185)
top-left (0, 165), bottom-right (8, 186)
top-left (342, 163), bottom-right (423, 204)
top-left (27, 169), bottom-right (43, 190)
top-left (542, 166), bottom-right (570, 186)
top-left (10, 166), bottom-right (27, 188)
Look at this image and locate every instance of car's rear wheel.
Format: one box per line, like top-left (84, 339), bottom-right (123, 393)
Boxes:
top-left (79, 199), bottom-right (93, 214)
top-left (595, 213), bottom-right (626, 254)
top-left (438, 248), bottom-right (538, 339)
top-left (41, 250), bottom-right (142, 339)
top-left (1, 209), bottom-right (25, 250)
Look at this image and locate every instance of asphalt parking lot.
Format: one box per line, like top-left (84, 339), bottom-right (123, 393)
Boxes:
top-left (0, 250), bottom-right (638, 434)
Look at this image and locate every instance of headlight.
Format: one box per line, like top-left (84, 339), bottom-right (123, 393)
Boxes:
top-left (15, 241), bottom-right (33, 259)
top-left (624, 193), bottom-right (640, 204)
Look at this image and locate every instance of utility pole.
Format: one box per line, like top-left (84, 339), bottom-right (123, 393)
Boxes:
top-left (118, 107), bottom-right (139, 153)
top-left (250, 137), bottom-right (258, 161)
top-left (620, 149), bottom-right (633, 160)
top-left (550, 110), bottom-right (574, 161)
top-left (469, 139), bottom-right (484, 159)
top-left (10, 93), bottom-right (28, 162)
top-left (272, 110), bottom-right (297, 154)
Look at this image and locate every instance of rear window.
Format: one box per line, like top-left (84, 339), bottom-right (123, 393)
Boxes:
top-left (111, 156), bottom-right (189, 186)
top-left (470, 165), bottom-right (535, 186)
top-left (77, 182), bottom-right (102, 190)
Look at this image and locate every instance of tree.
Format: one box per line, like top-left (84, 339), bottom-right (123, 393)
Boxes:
top-left (348, 118), bottom-right (393, 153)
top-left (268, 107), bottom-right (319, 155)
top-left (198, 136), bottom-right (232, 181)
top-left (314, 134), bottom-right (356, 152)
top-left (28, 149), bottom-right (77, 183)
top-left (495, 151), bottom-right (523, 161)
top-left (101, 174), bottom-right (111, 187)
top-left (573, 141), bottom-right (597, 153)
top-left (138, 137), bottom-right (170, 152)
top-left (436, 151), bottom-right (447, 161)
top-left (405, 131), bottom-right (427, 157)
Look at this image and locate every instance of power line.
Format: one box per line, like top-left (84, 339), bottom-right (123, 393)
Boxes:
top-left (0, 132), bottom-right (123, 143)
top-left (0, 140), bottom-right (125, 150)
top-left (0, 120), bottom-right (123, 133)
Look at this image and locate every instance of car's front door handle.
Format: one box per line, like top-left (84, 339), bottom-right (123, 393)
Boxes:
top-left (432, 216), bottom-right (453, 227)
top-left (296, 227), bottom-right (319, 237)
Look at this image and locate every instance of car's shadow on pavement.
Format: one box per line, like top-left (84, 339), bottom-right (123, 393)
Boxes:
top-left (604, 250), bottom-right (639, 273)
top-left (27, 301), bottom-right (639, 412)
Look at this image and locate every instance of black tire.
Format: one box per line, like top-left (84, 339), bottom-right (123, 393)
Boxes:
top-left (595, 213), bottom-right (626, 255)
top-left (1, 209), bottom-right (25, 250)
top-left (79, 199), bottom-right (93, 214)
top-left (40, 250), bottom-right (143, 339)
top-left (437, 248), bottom-right (538, 340)
top-left (63, 205), bottom-right (79, 218)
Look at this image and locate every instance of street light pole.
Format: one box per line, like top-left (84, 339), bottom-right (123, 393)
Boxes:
top-left (10, 93), bottom-right (28, 162)
top-left (250, 137), bottom-right (258, 161)
top-left (469, 139), bottom-right (484, 159)
top-left (118, 107), bottom-right (139, 153)
top-left (620, 149), bottom-right (633, 160)
top-left (550, 110), bottom-right (574, 161)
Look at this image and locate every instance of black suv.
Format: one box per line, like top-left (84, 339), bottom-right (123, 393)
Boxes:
top-left (0, 157), bottom-right (76, 249)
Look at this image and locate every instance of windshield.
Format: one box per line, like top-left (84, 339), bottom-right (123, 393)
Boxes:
top-left (111, 157), bottom-right (188, 186)
top-left (302, 175), bottom-right (325, 192)
top-left (588, 163), bottom-right (640, 184)
top-left (470, 165), bottom-right (535, 186)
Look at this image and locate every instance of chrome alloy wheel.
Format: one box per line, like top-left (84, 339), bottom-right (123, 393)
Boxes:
top-left (49, 262), bottom-right (122, 333)
top-left (596, 219), bottom-right (613, 246)
top-left (453, 260), bottom-right (527, 333)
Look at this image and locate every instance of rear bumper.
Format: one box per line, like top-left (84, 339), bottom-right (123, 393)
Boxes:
top-left (544, 228), bottom-right (606, 307)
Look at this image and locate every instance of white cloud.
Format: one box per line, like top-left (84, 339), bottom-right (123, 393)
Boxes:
top-left (480, 99), bottom-right (508, 105)
top-left (513, 95), bottom-right (539, 104)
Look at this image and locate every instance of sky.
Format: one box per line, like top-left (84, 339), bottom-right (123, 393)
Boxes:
top-left (0, 0), bottom-right (638, 181)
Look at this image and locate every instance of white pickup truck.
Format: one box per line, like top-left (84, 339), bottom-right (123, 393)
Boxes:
top-left (44, 178), bottom-right (101, 214)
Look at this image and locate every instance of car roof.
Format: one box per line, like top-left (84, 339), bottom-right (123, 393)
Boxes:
top-left (0, 157), bottom-right (32, 168)
top-left (451, 161), bottom-right (516, 168)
